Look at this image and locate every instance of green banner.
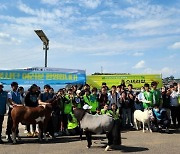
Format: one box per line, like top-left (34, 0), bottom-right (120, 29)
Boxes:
top-left (87, 74), bottom-right (163, 89)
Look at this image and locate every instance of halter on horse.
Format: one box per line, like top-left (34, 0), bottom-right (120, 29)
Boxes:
top-left (11, 95), bottom-right (60, 144)
top-left (73, 108), bottom-right (121, 151)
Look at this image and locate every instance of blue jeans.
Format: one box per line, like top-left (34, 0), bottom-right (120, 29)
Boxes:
top-left (122, 108), bottom-right (132, 126)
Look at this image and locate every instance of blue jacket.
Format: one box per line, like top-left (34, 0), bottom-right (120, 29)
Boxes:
top-left (0, 91), bottom-right (7, 115)
top-left (10, 91), bottom-right (21, 104)
top-left (153, 108), bottom-right (162, 121)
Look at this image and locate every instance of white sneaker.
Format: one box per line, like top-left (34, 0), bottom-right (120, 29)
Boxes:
top-left (105, 145), bottom-right (110, 151)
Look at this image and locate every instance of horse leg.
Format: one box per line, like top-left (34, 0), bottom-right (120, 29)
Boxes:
top-left (79, 122), bottom-right (82, 140)
top-left (43, 120), bottom-right (48, 142)
top-left (12, 121), bottom-right (18, 144)
top-left (142, 122), bottom-right (145, 133)
top-left (85, 131), bottom-right (92, 148)
top-left (148, 121), bottom-right (152, 133)
top-left (134, 119), bottom-right (138, 130)
top-left (38, 123), bottom-right (43, 142)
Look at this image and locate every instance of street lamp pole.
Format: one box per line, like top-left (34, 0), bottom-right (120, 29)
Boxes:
top-left (43, 42), bottom-right (49, 67)
top-left (34, 30), bottom-right (49, 67)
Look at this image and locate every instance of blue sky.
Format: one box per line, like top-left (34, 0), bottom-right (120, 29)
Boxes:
top-left (0, 0), bottom-right (180, 78)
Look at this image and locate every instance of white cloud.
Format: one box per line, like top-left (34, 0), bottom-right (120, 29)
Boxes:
top-left (0, 32), bottom-right (21, 44)
top-left (80, 0), bottom-right (101, 9)
top-left (133, 52), bottom-right (144, 56)
top-left (143, 67), bottom-right (177, 77)
top-left (17, 2), bottom-right (76, 20)
top-left (41, 0), bottom-right (59, 5)
top-left (0, 3), bottom-right (7, 10)
top-left (170, 42), bottom-right (180, 49)
top-left (133, 60), bottom-right (145, 69)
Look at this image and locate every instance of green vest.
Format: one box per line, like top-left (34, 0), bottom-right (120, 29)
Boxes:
top-left (74, 96), bottom-right (82, 108)
top-left (151, 89), bottom-right (161, 105)
top-left (89, 94), bottom-right (99, 112)
top-left (68, 112), bottom-right (78, 129)
top-left (101, 109), bottom-right (110, 115)
top-left (83, 95), bottom-right (91, 105)
top-left (64, 95), bottom-right (72, 114)
top-left (109, 109), bottom-right (119, 120)
top-left (143, 91), bottom-right (153, 109)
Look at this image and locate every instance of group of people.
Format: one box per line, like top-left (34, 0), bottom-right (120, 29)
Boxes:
top-left (0, 81), bottom-right (180, 144)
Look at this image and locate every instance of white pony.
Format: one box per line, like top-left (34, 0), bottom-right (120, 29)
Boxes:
top-left (134, 109), bottom-right (153, 133)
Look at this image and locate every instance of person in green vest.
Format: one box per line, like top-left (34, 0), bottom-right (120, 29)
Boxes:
top-left (83, 89), bottom-right (91, 106)
top-left (101, 104), bottom-right (110, 115)
top-left (108, 103), bottom-right (121, 145)
top-left (74, 90), bottom-right (84, 109)
top-left (151, 81), bottom-right (162, 106)
top-left (89, 87), bottom-right (99, 115)
top-left (109, 103), bottom-right (120, 120)
top-left (63, 88), bottom-right (75, 135)
top-left (95, 107), bottom-right (102, 116)
top-left (143, 83), bottom-right (153, 109)
top-left (67, 109), bottom-right (79, 136)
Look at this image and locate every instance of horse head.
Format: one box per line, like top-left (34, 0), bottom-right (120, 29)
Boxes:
top-left (46, 95), bottom-right (60, 108)
top-left (144, 108), bottom-right (154, 120)
top-left (73, 108), bottom-right (86, 121)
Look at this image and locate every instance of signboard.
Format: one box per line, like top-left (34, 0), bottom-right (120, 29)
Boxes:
top-left (87, 74), bottom-right (163, 89)
top-left (0, 67), bottom-right (86, 90)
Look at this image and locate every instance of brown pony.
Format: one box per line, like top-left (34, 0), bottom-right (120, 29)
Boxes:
top-left (11, 96), bottom-right (59, 144)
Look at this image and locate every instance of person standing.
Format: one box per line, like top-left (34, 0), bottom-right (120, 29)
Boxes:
top-left (108, 103), bottom-right (121, 145)
top-left (0, 83), bottom-right (8, 143)
top-left (74, 90), bottom-right (84, 109)
top-left (108, 85), bottom-right (120, 109)
top-left (142, 83), bottom-right (153, 109)
top-left (170, 84), bottom-right (180, 128)
top-left (98, 86), bottom-right (109, 109)
top-left (151, 81), bottom-right (161, 106)
top-left (63, 88), bottom-right (74, 135)
top-left (6, 82), bottom-right (22, 142)
top-left (18, 86), bottom-right (25, 105)
top-left (89, 88), bottom-right (99, 115)
top-left (38, 84), bottom-right (54, 138)
top-left (25, 84), bottom-right (39, 137)
top-left (120, 91), bottom-right (132, 128)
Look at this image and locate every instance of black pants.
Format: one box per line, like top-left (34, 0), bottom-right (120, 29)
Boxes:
top-left (52, 113), bottom-right (60, 133)
top-left (170, 106), bottom-right (180, 127)
top-left (0, 115), bottom-right (4, 137)
top-left (62, 114), bottom-right (68, 130)
top-left (106, 120), bottom-right (121, 146)
top-left (46, 117), bottom-right (54, 137)
top-left (6, 108), bottom-right (12, 136)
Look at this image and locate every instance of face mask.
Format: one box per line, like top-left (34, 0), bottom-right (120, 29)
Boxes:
top-left (154, 109), bottom-right (159, 112)
top-left (141, 89), bottom-right (144, 93)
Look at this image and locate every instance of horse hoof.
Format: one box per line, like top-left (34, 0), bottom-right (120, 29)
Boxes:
top-left (105, 145), bottom-right (110, 151)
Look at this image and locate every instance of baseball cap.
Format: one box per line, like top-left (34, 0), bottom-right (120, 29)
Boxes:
top-left (76, 90), bottom-right (81, 94)
top-left (83, 104), bottom-right (92, 110)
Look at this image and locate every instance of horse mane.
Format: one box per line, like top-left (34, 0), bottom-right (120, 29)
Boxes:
top-left (73, 108), bottom-right (86, 121)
